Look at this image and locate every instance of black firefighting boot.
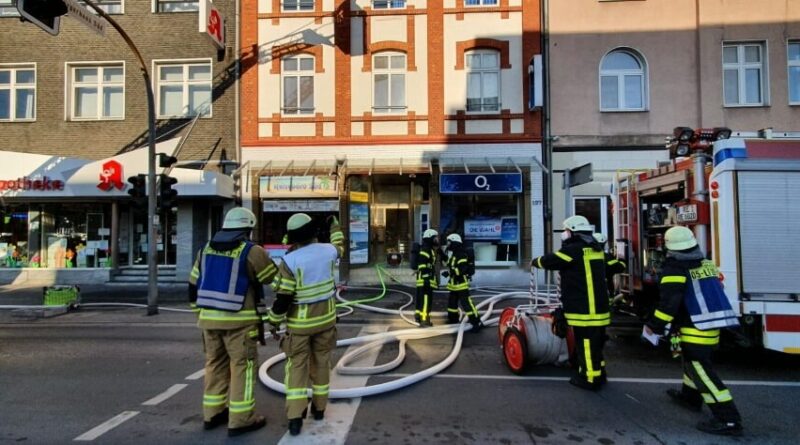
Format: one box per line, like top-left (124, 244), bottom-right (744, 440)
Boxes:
top-left (310, 404), bottom-right (325, 421)
top-left (227, 416), bottom-right (266, 437)
top-left (469, 318), bottom-right (483, 333)
top-left (288, 418), bottom-right (303, 436)
top-left (696, 418), bottom-right (743, 436)
top-left (203, 408), bottom-right (228, 430)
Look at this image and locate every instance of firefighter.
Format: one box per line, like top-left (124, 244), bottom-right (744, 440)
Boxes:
top-left (442, 233), bottom-right (482, 331)
top-left (188, 207), bottom-right (278, 437)
top-left (532, 215), bottom-right (610, 390)
top-left (415, 228), bottom-right (440, 327)
top-left (644, 226), bottom-right (743, 436)
top-left (267, 213), bottom-right (345, 436)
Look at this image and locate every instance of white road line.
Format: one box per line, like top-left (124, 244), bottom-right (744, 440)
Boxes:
top-left (142, 384), bottom-right (188, 406)
top-left (278, 325), bottom-right (390, 445)
top-left (73, 411), bottom-right (140, 442)
top-left (185, 369), bottom-right (205, 380)
top-left (382, 373), bottom-right (800, 387)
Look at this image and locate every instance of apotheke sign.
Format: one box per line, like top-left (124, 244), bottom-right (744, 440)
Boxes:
top-left (0, 177), bottom-right (64, 192)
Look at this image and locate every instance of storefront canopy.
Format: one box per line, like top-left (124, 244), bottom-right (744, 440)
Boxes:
top-left (0, 138), bottom-right (233, 200)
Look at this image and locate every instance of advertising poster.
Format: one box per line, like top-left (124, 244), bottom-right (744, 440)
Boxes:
top-left (500, 216), bottom-right (519, 244)
top-left (464, 218), bottom-right (502, 240)
top-left (349, 202), bottom-right (369, 264)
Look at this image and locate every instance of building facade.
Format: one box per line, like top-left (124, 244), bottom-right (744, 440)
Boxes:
top-left (0, 0), bottom-right (238, 284)
top-left (240, 0), bottom-right (544, 284)
top-left (547, 0), bottom-right (800, 247)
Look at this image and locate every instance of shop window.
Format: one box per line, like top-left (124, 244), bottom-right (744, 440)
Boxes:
top-left (0, 0), bottom-right (19, 17)
top-left (0, 206), bottom-right (30, 268)
top-left (67, 63), bottom-right (125, 120)
top-left (440, 193), bottom-right (520, 265)
top-left (155, 60), bottom-right (212, 118)
top-left (156, 0), bottom-right (198, 12)
top-left (465, 50), bottom-right (500, 112)
top-left (0, 64), bottom-right (36, 121)
top-left (282, 56), bottom-right (315, 115)
top-left (373, 52), bottom-right (406, 114)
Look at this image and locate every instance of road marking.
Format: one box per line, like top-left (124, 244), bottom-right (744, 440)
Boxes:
top-left (73, 411), bottom-right (139, 441)
top-left (185, 369), bottom-right (205, 380)
top-left (142, 384), bottom-right (188, 406)
top-left (278, 325), bottom-right (390, 445)
top-left (382, 373), bottom-right (800, 387)
top-left (625, 393), bottom-right (641, 403)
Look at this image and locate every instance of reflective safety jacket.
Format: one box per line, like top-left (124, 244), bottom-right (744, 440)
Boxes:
top-left (532, 235), bottom-right (610, 327)
top-left (268, 224), bottom-right (345, 336)
top-left (416, 242), bottom-right (439, 289)
top-left (446, 246), bottom-right (470, 291)
top-left (648, 248), bottom-right (739, 345)
top-left (189, 238), bottom-right (278, 330)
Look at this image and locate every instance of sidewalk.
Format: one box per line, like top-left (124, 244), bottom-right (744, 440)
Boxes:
top-left (0, 283), bottom-right (189, 307)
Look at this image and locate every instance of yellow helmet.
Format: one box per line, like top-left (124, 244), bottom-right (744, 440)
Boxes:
top-left (563, 215), bottom-right (592, 232)
top-left (665, 226), bottom-right (698, 251)
top-left (222, 207), bottom-right (256, 229)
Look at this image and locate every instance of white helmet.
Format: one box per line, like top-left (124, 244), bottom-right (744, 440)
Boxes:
top-left (287, 213), bottom-right (312, 231)
top-left (422, 228), bottom-right (438, 240)
top-left (592, 233), bottom-right (607, 244)
top-left (223, 207), bottom-right (256, 229)
top-left (664, 226), bottom-right (698, 251)
top-left (563, 215), bottom-right (593, 233)
top-left (446, 233), bottom-right (462, 244)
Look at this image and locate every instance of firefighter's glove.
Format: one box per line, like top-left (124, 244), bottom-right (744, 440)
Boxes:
top-left (550, 308), bottom-right (568, 338)
top-left (441, 270), bottom-right (450, 278)
top-left (326, 215), bottom-right (339, 227)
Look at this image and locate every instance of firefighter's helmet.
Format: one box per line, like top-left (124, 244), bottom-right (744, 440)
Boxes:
top-left (446, 233), bottom-right (462, 244)
top-left (422, 229), bottom-right (439, 240)
top-left (592, 233), bottom-right (607, 244)
top-left (287, 213), bottom-right (315, 243)
top-left (223, 207), bottom-right (256, 230)
top-left (563, 215), bottom-right (593, 232)
top-left (665, 226), bottom-right (698, 251)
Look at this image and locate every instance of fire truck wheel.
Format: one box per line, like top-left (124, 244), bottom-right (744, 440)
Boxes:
top-left (503, 327), bottom-right (528, 375)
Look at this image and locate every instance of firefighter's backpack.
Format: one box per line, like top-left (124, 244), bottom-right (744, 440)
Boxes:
top-left (465, 247), bottom-right (476, 277)
top-left (409, 242), bottom-right (421, 270)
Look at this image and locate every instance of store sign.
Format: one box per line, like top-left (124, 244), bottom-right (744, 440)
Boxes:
top-left (199, 0), bottom-right (225, 50)
top-left (263, 199), bottom-right (338, 212)
top-left (440, 173), bottom-right (523, 194)
top-left (259, 175), bottom-right (338, 197)
top-left (0, 176), bottom-right (64, 192)
top-left (97, 160), bottom-right (125, 191)
top-left (464, 219), bottom-right (502, 240)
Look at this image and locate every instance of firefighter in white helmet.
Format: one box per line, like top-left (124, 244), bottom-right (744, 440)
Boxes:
top-left (415, 228), bottom-right (441, 327)
top-left (189, 207), bottom-right (278, 437)
top-left (442, 233), bottom-right (482, 330)
top-left (645, 226), bottom-right (742, 436)
top-left (532, 215), bottom-right (611, 390)
top-left (267, 213), bottom-right (345, 436)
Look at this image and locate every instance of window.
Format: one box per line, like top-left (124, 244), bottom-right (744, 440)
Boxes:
top-left (723, 42), bottom-right (766, 106)
top-left (156, 61), bottom-right (212, 118)
top-left (465, 0), bottom-right (498, 5)
top-left (373, 52), bottom-right (406, 114)
top-left (68, 64), bottom-right (124, 120)
top-left (466, 50), bottom-right (500, 112)
top-left (0, 0), bottom-right (19, 16)
top-left (78, 0), bottom-right (123, 14)
top-left (283, 0), bottom-right (314, 11)
top-left (599, 49), bottom-right (646, 111)
top-left (789, 41), bottom-right (800, 105)
top-left (281, 56), bottom-right (314, 115)
top-left (373, 0), bottom-right (406, 8)
top-left (0, 65), bottom-right (36, 121)
top-left (156, 0), bottom-right (198, 12)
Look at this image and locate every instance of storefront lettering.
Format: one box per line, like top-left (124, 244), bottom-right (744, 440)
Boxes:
top-left (474, 175), bottom-right (490, 190)
top-left (0, 177), bottom-right (65, 192)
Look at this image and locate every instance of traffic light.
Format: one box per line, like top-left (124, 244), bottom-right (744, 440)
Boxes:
top-left (127, 174), bottom-right (147, 206)
top-left (158, 174), bottom-right (179, 210)
top-left (158, 153), bottom-right (178, 169)
top-left (17, 0), bottom-right (68, 36)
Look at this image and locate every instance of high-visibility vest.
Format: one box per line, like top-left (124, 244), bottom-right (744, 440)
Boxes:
top-left (281, 243), bottom-right (338, 304)
top-left (196, 242), bottom-right (254, 312)
top-left (684, 260), bottom-right (739, 330)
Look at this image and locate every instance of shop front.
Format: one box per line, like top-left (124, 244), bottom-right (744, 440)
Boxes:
top-left (0, 138), bottom-right (234, 285)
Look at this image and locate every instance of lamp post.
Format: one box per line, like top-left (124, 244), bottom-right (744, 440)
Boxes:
top-left (82, 0), bottom-right (159, 314)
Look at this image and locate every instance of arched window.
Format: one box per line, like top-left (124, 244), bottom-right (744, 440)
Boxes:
top-left (373, 52), bottom-right (406, 114)
top-left (466, 49), bottom-right (500, 112)
top-left (599, 49), bottom-right (647, 111)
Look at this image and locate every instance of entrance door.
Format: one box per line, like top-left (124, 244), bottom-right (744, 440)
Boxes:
top-left (130, 208), bottom-right (177, 266)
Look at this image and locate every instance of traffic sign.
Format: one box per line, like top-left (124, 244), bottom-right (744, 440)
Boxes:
top-left (63, 0), bottom-right (106, 36)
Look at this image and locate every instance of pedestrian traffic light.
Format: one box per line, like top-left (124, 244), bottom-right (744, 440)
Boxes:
top-left (16, 0), bottom-right (68, 36)
top-left (158, 153), bottom-right (178, 169)
top-left (127, 174), bottom-right (147, 207)
top-left (158, 174), bottom-right (179, 210)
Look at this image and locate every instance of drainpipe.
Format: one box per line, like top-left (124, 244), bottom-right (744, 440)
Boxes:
top-left (542, 0), bottom-right (553, 253)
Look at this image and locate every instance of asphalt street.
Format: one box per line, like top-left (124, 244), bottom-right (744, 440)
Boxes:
top-left (1, 285), bottom-right (800, 444)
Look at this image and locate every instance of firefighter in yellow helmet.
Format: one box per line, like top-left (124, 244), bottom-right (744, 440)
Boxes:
top-left (415, 228), bottom-right (440, 327)
top-left (645, 226), bottom-right (742, 436)
top-left (267, 213), bottom-right (345, 436)
top-left (442, 233), bottom-right (482, 331)
top-left (188, 207), bottom-right (278, 437)
top-left (532, 215), bottom-right (610, 390)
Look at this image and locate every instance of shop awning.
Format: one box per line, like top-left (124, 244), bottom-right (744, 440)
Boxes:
top-left (438, 155), bottom-right (548, 174)
top-left (251, 158), bottom-right (339, 177)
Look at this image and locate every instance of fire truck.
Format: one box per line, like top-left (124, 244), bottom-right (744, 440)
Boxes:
top-left (614, 128), bottom-right (800, 354)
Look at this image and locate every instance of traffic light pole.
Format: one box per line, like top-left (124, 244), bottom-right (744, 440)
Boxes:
top-left (83, 0), bottom-right (158, 314)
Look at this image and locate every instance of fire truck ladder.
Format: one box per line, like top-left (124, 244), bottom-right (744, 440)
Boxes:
top-left (614, 169), bottom-right (641, 301)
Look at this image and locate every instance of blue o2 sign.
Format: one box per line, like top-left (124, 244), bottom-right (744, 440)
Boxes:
top-left (439, 173), bottom-right (523, 194)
